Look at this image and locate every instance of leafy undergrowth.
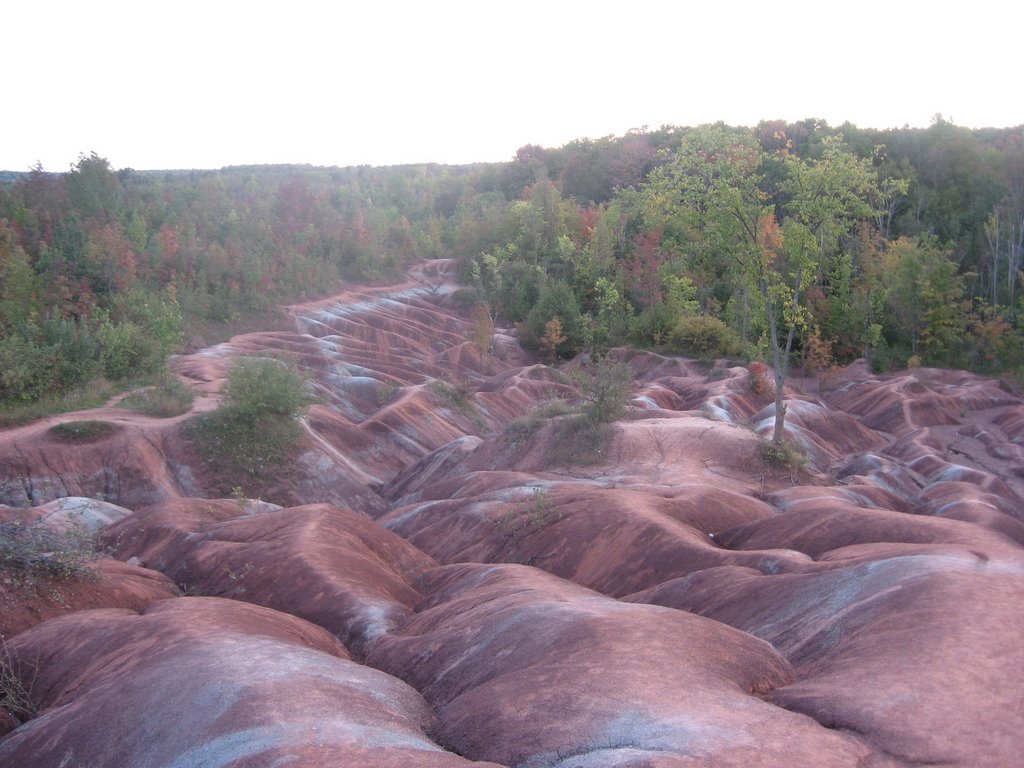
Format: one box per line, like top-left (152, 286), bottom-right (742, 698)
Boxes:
top-left (0, 379), bottom-right (121, 429)
top-left (47, 420), bottom-right (119, 443)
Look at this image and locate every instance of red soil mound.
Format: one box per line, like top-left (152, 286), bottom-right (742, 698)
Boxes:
top-left (366, 563), bottom-right (881, 767)
top-left (628, 553), bottom-right (1024, 767)
top-left (0, 597), bottom-right (501, 768)
top-left (104, 499), bottom-right (437, 654)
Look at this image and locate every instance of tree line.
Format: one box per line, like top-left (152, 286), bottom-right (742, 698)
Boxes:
top-left (1, 116), bottom-right (1022, 413)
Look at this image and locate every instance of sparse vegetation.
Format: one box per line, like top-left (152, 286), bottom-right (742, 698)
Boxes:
top-left (428, 378), bottom-right (487, 431)
top-left (119, 372), bottom-right (194, 417)
top-left (184, 357), bottom-right (311, 496)
top-left (549, 417), bottom-right (617, 466)
top-left (47, 419), bottom-right (118, 443)
top-left (0, 516), bottom-right (102, 585)
top-left (758, 437), bottom-right (807, 474)
top-left (0, 379), bottom-right (120, 429)
top-left (530, 487), bottom-right (556, 528)
top-left (506, 397), bottom-right (575, 442)
top-left (377, 379), bottom-right (400, 405)
top-left (0, 637), bottom-right (36, 722)
top-left (574, 356), bottom-right (632, 426)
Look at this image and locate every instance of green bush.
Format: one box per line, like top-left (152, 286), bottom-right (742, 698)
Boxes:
top-left (523, 280), bottom-right (587, 358)
top-left (628, 302), bottom-right (679, 347)
top-left (184, 407), bottom-right (302, 490)
top-left (0, 334), bottom-right (57, 403)
top-left (225, 357), bottom-right (311, 421)
top-left (183, 356), bottom-right (311, 497)
top-left (758, 438), bottom-right (807, 473)
top-left (98, 321), bottom-right (159, 380)
top-left (669, 315), bottom-right (741, 358)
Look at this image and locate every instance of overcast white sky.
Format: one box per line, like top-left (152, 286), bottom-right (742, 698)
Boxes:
top-left (4, 0), bottom-right (1020, 171)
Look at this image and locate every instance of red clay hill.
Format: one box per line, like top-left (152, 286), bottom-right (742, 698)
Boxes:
top-left (2, 260), bottom-right (1023, 767)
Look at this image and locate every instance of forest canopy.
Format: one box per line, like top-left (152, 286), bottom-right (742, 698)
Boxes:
top-left (1, 117), bottom-right (1022, 409)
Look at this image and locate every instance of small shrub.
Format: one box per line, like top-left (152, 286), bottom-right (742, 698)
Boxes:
top-left (1, 638), bottom-right (36, 722)
top-left (574, 357), bottom-right (632, 425)
top-left (225, 357), bottom-right (312, 421)
top-left (758, 438), bottom-right (806, 473)
top-left (529, 487), bottom-right (557, 528)
top-left (48, 420), bottom-right (118, 443)
top-left (377, 379), bottom-right (400, 405)
top-left (428, 379), bottom-right (469, 409)
top-left (907, 354), bottom-right (923, 369)
top-left (0, 516), bottom-right (102, 584)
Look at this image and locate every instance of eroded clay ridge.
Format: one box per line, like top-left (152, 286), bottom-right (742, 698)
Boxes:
top-left (2, 260), bottom-right (1024, 766)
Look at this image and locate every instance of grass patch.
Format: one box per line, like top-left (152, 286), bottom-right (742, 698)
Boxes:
top-left (428, 378), bottom-right (471, 410)
top-left (428, 378), bottom-right (487, 431)
top-left (506, 398), bottom-right (576, 443)
top-left (47, 420), bottom-right (119, 443)
top-left (0, 379), bottom-right (120, 428)
top-left (120, 375), bottom-right (195, 417)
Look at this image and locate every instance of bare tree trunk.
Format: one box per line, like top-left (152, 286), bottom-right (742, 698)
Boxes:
top-left (761, 283), bottom-right (788, 447)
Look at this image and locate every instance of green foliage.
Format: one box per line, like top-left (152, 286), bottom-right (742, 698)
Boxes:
top-left (670, 315), bottom-right (742, 358)
top-left (523, 280), bottom-right (587, 358)
top-left (224, 357), bottom-right (312, 421)
top-left (184, 408), bottom-right (303, 495)
top-left (0, 333), bottom-right (58, 403)
top-left (630, 301), bottom-right (681, 347)
top-left (97, 320), bottom-right (159, 380)
top-left (48, 419), bottom-right (118, 442)
top-left (887, 237), bottom-right (969, 362)
top-left (184, 357), bottom-right (311, 497)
